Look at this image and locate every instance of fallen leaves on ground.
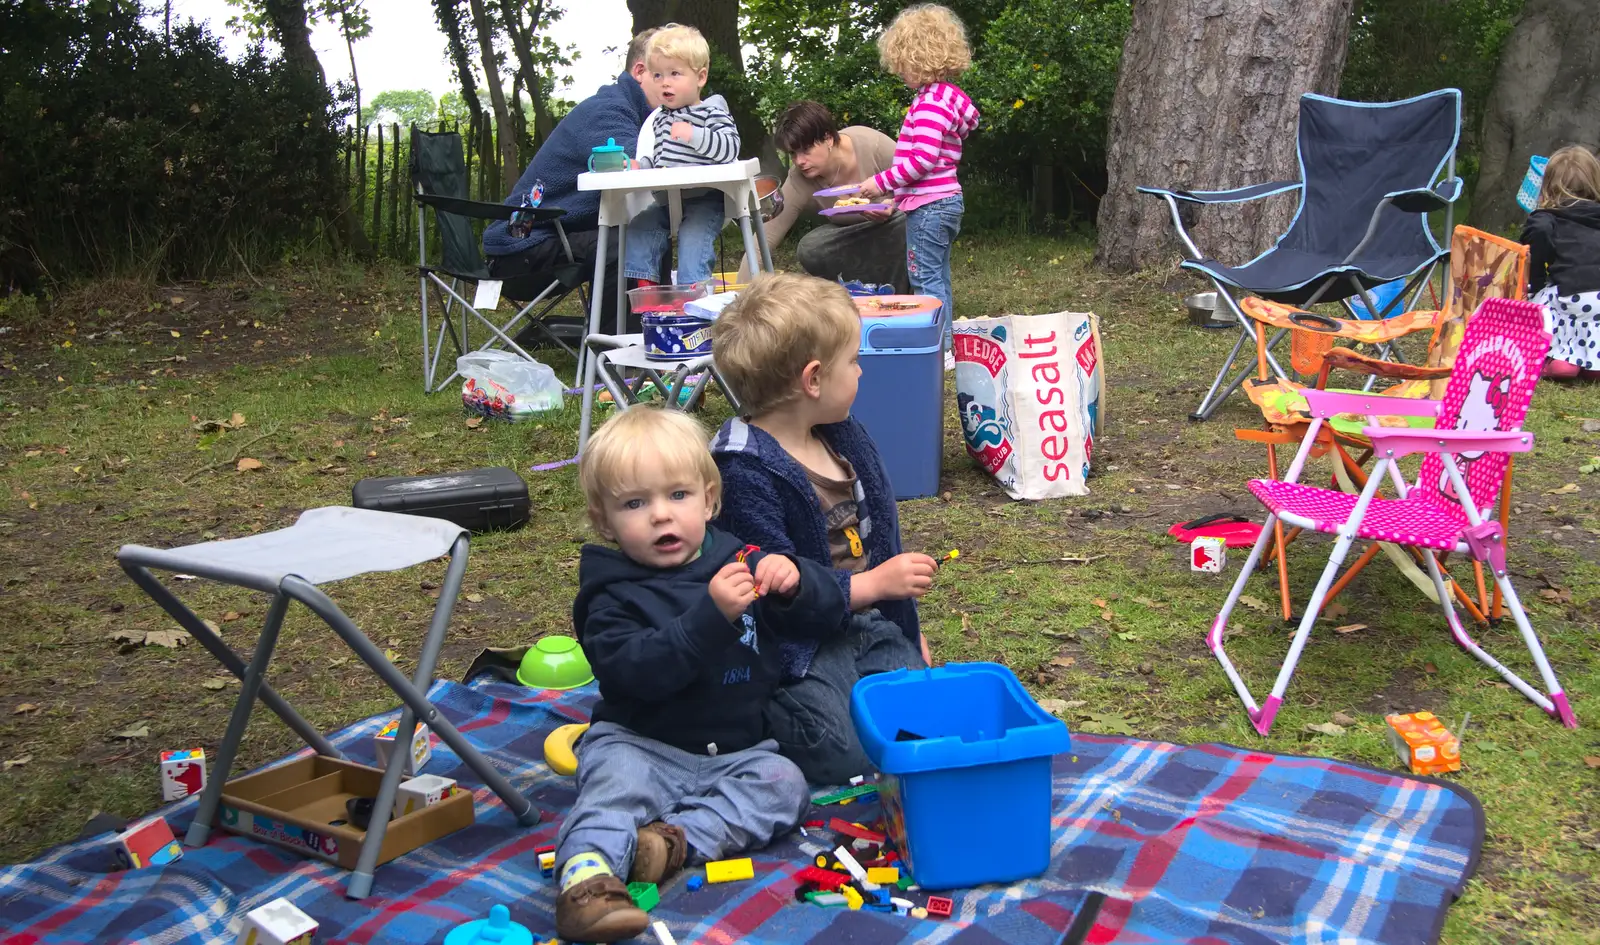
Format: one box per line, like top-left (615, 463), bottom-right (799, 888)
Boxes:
top-left (1584, 756), bottom-right (1600, 769)
top-left (236, 457), bottom-right (263, 472)
top-left (113, 724), bottom-right (150, 739)
top-left (1539, 587), bottom-right (1572, 603)
top-left (1322, 602), bottom-right (1349, 621)
top-left (1238, 595), bottom-right (1271, 613)
top-left (222, 611), bottom-right (243, 622)
top-left (110, 628), bottom-right (192, 650)
top-left (3, 755), bottom-right (32, 770)
top-left (464, 593), bottom-right (485, 603)
top-left (1305, 721), bottom-right (1347, 736)
top-left (961, 613), bottom-right (977, 640)
top-left (465, 417), bottom-right (483, 429)
top-left (1333, 623), bottom-right (1368, 635)
top-left (201, 677), bottom-right (232, 691)
top-left (1423, 662), bottom-right (1438, 674)
top-left (1078, 711), bottom-right (1136, 736)
top-left (13, 703), bottom-right (39, 715)
top-left (1050, 655), bottom-right (1076, 668)
top-left (1332, 711), bottom-right (1358, 726)
top-left (1545, 483), bottom-right (1579, 495)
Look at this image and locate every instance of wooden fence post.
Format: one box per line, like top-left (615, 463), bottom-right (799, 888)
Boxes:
top-left (373, 124), bottom-right (385, 251)
top-left (388, 122), bottom-right (402, 257)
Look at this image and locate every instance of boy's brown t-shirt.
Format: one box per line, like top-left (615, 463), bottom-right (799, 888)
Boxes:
top-left (804, 445), bottom-right (869, 574)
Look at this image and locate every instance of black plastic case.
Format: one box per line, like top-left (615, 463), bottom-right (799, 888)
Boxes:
top-left (351, 467), bottom-right (530, 532)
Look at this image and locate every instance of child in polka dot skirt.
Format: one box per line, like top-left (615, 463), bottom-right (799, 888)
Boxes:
top-left (1520, 145), bottom-right (1600, 380)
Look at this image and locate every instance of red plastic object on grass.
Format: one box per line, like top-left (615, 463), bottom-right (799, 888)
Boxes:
top-left (1167, 513), bottom-right (1261, 548)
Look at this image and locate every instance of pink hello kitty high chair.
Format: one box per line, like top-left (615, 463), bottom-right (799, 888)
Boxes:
top-left (1209, 297), bottom-right (1577, 735)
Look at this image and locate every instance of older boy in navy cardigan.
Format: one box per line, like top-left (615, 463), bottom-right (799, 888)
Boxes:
top-left (711, 272), bottom-right (935, 785)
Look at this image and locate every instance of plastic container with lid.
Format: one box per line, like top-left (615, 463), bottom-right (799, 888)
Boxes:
top-left (588, 138), bottom-right (630, 173)
top-left (628, 283), bottom-right (714, 361)
top-left (851, 295), bottom-right (945, 500)
top-left (850, 662), bottom-right (1072, 890)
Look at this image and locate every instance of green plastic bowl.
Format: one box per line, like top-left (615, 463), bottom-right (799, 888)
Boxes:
top-left (516, 636), bottom-right (594, 690)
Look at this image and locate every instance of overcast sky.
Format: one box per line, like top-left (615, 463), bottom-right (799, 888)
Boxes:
top-left (159, 0), bottom-right (633, 106)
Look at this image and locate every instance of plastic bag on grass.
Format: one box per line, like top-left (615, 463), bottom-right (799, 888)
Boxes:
top-left (459, 351), bottom-right (562, 421)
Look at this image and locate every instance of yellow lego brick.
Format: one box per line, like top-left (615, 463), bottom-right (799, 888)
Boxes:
top-left (705, 857), bottom-right (754, 883)
top-left (866, 867), bottom-right (899, 885)
top-left (842, 885), bottom-right (864, 910)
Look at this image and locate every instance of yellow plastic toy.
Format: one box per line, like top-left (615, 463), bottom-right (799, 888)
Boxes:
top-left (543, 723), bottom-right (589, 776)
top-left (705, 857), bottom-right (754, 883)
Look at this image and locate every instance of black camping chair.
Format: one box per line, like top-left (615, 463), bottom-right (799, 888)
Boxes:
top-left (411, 128), bottom-right (588, 393)
top-left (1141, 89), bottom-right (1463, 420)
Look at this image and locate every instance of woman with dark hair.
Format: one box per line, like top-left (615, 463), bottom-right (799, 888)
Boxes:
top-left (738, 101), bottom-right (908, 291)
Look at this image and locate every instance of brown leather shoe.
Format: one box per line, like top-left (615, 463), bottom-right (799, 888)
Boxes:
top-left (554, 874), bottom-right (651, 942)
top-left (628, 821), bottom-right (688, 885)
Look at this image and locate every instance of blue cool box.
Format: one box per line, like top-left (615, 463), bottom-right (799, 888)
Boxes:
top-left (851, 299), bottom-right (945, 500)
top-left (851, 662), bottom-right (1072, 890)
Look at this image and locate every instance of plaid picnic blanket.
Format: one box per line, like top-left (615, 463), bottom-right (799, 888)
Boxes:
top-left (0, 678), bottom-right (1482, 945)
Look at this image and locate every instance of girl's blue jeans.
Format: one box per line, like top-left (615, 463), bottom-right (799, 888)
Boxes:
top-left (905, 193), bottom-right (963, 348)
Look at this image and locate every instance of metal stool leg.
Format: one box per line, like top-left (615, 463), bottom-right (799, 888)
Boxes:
top-left (186, 592), bottom-right (292, 848)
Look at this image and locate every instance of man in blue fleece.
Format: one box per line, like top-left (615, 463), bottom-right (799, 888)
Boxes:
top-left (556, 406), bottom-right (846, 942)
top-left (710, 273), bottom-right (935, 786)
top-left (483, 29), bottom-right (663, 335)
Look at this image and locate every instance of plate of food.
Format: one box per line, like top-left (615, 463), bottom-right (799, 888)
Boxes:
top-left (820, 196), bottom-right (892, 217)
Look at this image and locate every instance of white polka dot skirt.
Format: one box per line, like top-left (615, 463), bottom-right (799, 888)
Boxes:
top-left (1534, 284), bottom-right (1600, 370)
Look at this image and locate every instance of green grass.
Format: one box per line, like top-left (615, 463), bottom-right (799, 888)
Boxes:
top-left (1, 236), bottom-right (1597, 942)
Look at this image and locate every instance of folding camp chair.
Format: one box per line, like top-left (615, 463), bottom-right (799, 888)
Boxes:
top-left (1234, 226), bottom-right (1529, 624)
top-left (1210, 297), bottom-right (1575, 736)
top-left (412, 128), bottom-right (588, 393)
top-left (117, 507), bottom-right (541, 898)
top-left (1141, 89), bottom-right (1463, 421)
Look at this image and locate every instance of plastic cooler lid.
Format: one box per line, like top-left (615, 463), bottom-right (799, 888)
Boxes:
top-left (850, 662), bottom-right (1071, 774)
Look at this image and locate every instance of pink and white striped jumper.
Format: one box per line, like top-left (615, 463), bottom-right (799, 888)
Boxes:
top-left (870, 82), bottom-right (980, 214)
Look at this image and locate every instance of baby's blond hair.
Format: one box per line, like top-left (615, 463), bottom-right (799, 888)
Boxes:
top-left (579, 407), bottom-right (721, 534)
top-left (712, 272), bottom-right (860, 418)
top-left (647, 23), bottom-right (711, 73)
top-left (877, 4), bottom-right (971, 87)
top-left (1538, 145), bottom-right (1600, 210)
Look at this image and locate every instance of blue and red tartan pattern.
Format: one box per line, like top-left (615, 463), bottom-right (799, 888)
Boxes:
top-left (0, 679), bottom-right (1481, 945)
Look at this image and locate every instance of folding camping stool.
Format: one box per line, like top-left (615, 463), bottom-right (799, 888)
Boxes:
top-left (584, 333), bottom-right (741, 416)
top-left (117, 507), bottom-right (541, 898)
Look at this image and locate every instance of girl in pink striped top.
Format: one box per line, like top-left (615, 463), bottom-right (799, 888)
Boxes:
top-left (858, 4), bottom-right (980, 361)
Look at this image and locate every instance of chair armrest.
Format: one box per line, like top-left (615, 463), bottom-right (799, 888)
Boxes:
top-left (1300, 387), bottom-right (1442, 419)
top-left (1137, 181), bottom-right (1301, 205)
top-left (414, 193), bottom-right (566, 222)
top-left (1320, 347), bottom-right (1453, 381)
top-left (1385, 178), bottom-right (1463, 215)
top-left (1364, 427), bottom-right (1533, 459)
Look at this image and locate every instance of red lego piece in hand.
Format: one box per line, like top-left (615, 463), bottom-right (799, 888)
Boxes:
top-left (926, 896), bottom-right (953, 919)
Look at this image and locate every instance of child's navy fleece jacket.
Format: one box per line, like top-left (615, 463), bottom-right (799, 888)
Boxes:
top-left (573, 526), bottom-right (846, 756)
top-left (710, 417), bottom-right (921, 679)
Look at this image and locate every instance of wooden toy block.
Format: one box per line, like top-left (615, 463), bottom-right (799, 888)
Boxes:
top-left (926, 896), bottom-right (953, 919)
top-left (866, 866), bottom-right (899, 885)
top-left (705, 857), bottom-right (753, 883)
top-left (236, 897), bottom-right (316, 945)
top-left (115, 817), bottom-right (182, 870)
top-left (160, 748), bottom-right (207, 802)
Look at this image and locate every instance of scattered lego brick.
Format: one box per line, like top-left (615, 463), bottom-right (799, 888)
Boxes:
top-left (866, 866), bottom-right (899, 885)
top-left (705, 857), bottom-right (753, 884)
top-left (796, 866), bottom-right (849, 890)
top-left (628, 881), bottom-right (659, 912)
top-left (833, 846), bottom-right (868, 883)
top-left (911, 907), bottom-right (928, 919)
top-left (811, 892), bottom-right (847, 908)
top-left (810, 784), bottom-right (878, 806)
top-left (926, 896), bottom-right (953, 919)
top-left (685, 875), bottom-right (705, 892)
top-left (841, 885), bottom-right (864, 910)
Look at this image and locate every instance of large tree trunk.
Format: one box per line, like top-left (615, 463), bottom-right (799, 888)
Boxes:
top-left (466, 0), bottom-right (520, 185)
top-left (627, 0), bottom-right (781, 174)
top-left (1095, 0), bottom-right (1353, 272)
top-left (1471, 0), bottom-right (1600, 233)
top-left (435, 0), bottom-right (486, 133)
top-left (499, 0), bottom-right (556, 145)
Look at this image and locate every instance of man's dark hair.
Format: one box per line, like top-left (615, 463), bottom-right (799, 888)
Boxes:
top-left (626, 28), bottom-right (659, 70)
top-left (773, 101), bottom-right (841, 154)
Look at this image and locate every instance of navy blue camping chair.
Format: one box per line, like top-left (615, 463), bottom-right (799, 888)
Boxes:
top-left (1141, 89), bottom-right (1462, 420)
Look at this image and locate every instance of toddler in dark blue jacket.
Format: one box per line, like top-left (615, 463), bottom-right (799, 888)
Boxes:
top-left (555, 406), bottom-right (846, 943)
top-left (711, 272), bottom-right (935, 786)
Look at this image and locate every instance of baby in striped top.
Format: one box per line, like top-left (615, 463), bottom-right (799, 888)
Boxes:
top-left (624, 24), bottom-right (742, 288)
top-left (858, 4), bottom-right (979, 358)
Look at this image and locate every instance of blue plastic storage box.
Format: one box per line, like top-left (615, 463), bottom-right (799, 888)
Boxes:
top-left (851, 297), bottom-right (944, 500)
top-left (850, 662), bottom-right (1072, 890)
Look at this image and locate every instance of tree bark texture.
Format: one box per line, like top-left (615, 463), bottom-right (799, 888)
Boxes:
top-left (627, 0), bottom-right (781, 173)
top-left (499, 0), bottom-right (556, 146)
top-left (1471, 0), bottom-right (1600, 233)
top-left (435, 0), bottom-right (486, 133)
top-left (1095, 0), bottom-right (1354, 273)
top-left (466, 0), bottom-right (520, 186)
top-left (260, 0), bottom-right (326, 91)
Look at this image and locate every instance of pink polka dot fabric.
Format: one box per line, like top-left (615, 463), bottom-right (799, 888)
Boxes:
top-left (1250, 297), bottom-right (1552, 549)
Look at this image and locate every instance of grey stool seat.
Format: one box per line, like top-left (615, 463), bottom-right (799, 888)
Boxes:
top-left (117, 506), bottom-right (540, 899)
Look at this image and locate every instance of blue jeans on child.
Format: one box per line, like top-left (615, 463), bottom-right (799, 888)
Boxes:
top-left (555, 721), bottom-right (809, 878)
top-left (905, 193), bottom-right (964, 349)
top-left (623, 190), bottom-right (724, 284)
top-left (764, 610), bottom-right (926, 786)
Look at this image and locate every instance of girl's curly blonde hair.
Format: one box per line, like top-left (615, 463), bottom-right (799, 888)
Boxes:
top-left (877, 4), bottom-right (971, 87)
top-left (1538, 145), bottom-right (1600, 210)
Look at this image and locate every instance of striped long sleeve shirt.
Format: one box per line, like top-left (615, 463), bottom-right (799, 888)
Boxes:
top-left (640, 94), bottom-right (741, 168)
top-left (871, 82), bottom-right (980, 213)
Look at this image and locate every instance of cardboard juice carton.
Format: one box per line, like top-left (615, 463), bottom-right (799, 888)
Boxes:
top-left (373, 718), bottom-right (431, 776)
top-left (161, 748), bottom-right (208, 801)
top-left (1385, 711), bottom-right (1461, 775)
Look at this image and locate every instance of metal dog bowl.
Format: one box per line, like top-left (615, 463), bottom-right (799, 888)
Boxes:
top-left (1185, 292), bottom-right (1236, 329)
top-left (754, 175), bottom-right (784, 222)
